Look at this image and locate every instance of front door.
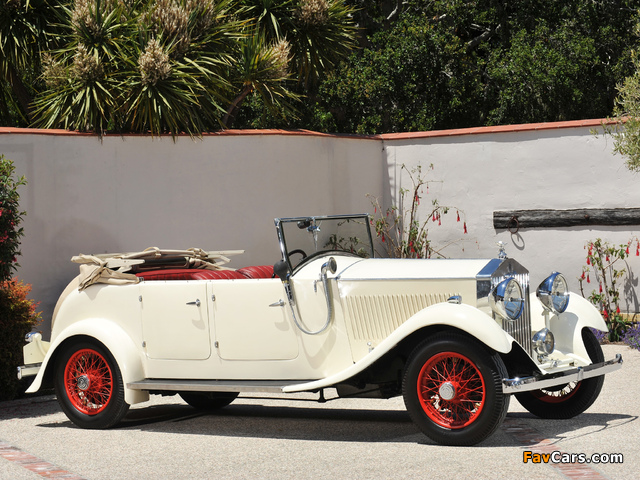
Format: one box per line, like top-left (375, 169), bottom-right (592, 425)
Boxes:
top-left (211, 279), bottom-right (299, 360)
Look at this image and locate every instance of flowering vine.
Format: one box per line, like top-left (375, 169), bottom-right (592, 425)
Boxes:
top-left (367, 163), bottom-right (466, 259)
top-left (578, 237), bottom-right (639, 341)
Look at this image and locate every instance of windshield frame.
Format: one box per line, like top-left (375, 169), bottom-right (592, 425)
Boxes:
top-left (274, 214), bottom-right (374, 272)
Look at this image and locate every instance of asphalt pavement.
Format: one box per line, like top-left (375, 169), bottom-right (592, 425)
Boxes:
top-left (0, 344), bottom-right (637, 480)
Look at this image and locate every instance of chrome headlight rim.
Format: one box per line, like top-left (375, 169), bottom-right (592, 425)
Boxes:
top-left (537, 272), bottom-right (570, 314)
top-left (533, 328), bottom-right (555, 356)
top-left (490, 277), bottom-right (524, 321)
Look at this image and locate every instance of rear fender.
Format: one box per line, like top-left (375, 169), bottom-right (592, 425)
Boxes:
top-left (26, 318), bottom-right (148, 405)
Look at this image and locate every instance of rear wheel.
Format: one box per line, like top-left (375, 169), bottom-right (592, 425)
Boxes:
top-left (515, 328), bottom-right (605, 419)
top-left (179, 392), bottom-right (239, 410)
top-left (403, 332), bottom-right (510, 446)
top-left (54, 340), bottom-right (129, 429)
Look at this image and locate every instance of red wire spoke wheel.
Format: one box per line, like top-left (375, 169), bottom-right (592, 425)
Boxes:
top-left (55, 340), bottom-right (129, 429)
top-left (417, 352), bottom-right (486, 429)
top-left (530, 382), bottom-right (581, 404)
top-left (515, 329), bottom-right (605, 418)
top-left (64, 348), bottom-right (113, 415)
top-left (403, 332), bottom-right (509, 446)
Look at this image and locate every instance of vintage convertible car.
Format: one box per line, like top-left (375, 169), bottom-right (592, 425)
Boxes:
top-left (19, 214), bottom-right (622, 446)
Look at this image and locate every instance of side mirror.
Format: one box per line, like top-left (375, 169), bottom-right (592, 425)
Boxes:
top-left (273, 259), bottom-right (291, 281)
top-left (321, 257), bottom-right (337, 276)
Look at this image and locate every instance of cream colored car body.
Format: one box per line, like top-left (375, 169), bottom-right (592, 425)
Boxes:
top-left (26, 254), bottom-right (607, 405)
top-left (20, 214), bottom-right (623, 447)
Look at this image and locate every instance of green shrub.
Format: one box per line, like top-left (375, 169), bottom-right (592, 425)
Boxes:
top-left (0, 154), bottom-right (26, 281)
top-left (0, 154), bottom-right (39, 400)
top-left (0, 278), bottom-right (41, 401)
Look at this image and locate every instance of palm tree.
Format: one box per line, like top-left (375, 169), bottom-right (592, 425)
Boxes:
top-left (0, 0), bottom-right (60, 125)
top-left (31, 0), bottom-right (359, 134)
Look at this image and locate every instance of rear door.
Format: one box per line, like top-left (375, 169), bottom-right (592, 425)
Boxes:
top-left (140, 282), bottom-right (211, 360)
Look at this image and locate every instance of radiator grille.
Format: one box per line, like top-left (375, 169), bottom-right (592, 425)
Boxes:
top-left (492, 271), bottom-right (532, 356)
top-left (343, 293), bottom-right (456, 340)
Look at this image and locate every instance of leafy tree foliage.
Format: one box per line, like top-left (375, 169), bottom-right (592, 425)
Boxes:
top-left (0, 155), bottom-right (26, 280)
top-left (2, 1), bottom-right (639, 134)
top-left (608, 52), bottom-right (640, 172)
top-left (0, 0), bottom-right (60, 125)
top-left (2, 0), bottom-right (358, 134)
top-left (307, 0), bottom-right (639, 134)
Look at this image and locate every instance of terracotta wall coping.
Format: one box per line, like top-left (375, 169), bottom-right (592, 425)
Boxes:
top-left (0, 118), bottom-right (616, 140)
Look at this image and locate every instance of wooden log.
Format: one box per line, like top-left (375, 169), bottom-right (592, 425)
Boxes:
top-left (493, 208), bottom-right (640, 230)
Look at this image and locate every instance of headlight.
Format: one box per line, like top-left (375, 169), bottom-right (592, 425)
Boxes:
top-left (532, 328), bottom-right (555, 356)
top-left (537, 272), bottom-right (569, 314)
top-left (490, 277), bottom-right (524, 320)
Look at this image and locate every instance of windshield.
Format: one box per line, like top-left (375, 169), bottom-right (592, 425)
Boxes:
top-left (276, 215), bottom-right (374, 270)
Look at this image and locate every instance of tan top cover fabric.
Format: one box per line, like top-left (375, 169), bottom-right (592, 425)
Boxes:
top-left (71, 247), bottom-right (244, 291)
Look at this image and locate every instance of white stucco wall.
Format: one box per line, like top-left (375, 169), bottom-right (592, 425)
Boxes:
top-left (382, 124), bottom-right (640, 313)
top-left (1, 121), bottom-right (639, 336)
top-left (0, 131), bottom-right (383, 334)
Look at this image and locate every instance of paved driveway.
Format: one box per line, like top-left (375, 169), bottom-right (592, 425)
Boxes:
top-left (0, 344), bottom-right (637, 480)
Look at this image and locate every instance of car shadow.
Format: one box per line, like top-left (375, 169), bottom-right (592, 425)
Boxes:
top-left (37, 396), bottom-right (638, 447)
top-left (0, 394), bottom-right (59, 421)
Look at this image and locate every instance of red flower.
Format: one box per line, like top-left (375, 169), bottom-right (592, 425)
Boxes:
top-left (606, 254), bottom-right (610, 262)
top-left (599, 284), bottom-right (603, 293)
top-left (457, 211), bottom-right (460, 222)
top-left (463, 222), bottom-right (468, 234)
top-left (587, 274), bottom-right (591, 283)
top-left (616, 306), bottom-right (621, 314)
top-left (587, 257), bottom-right (591, 265)
top-left (603, 310), bottom-right (609, 319)
top-left (626, 246), bottom-right (630, 255)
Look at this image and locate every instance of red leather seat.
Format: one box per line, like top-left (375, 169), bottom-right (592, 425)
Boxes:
top-left (136, 269), bottom-right (246, 281)
top-left (236, 265), bottom-right (275, 279)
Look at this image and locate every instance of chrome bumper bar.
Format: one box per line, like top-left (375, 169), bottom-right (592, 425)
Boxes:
top-left (17, 363), bottom-right (42, 381)
top-left (502, 354), bottom-right (623, 394)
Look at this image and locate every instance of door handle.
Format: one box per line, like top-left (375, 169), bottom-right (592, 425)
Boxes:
top-left (186, 299), bottom-right (201, 307)
top-left (269, 299), bottom-right (285, 307)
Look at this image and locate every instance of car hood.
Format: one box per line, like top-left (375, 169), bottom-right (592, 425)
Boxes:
top-left (336, 258), bottom-right (495, 281)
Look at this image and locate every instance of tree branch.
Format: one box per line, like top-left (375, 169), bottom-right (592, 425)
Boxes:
top-left (222, 84), bottom-right (253, 129)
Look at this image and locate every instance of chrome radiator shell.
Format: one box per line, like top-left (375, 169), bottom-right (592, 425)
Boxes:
top-left (477, 258), bottom-right (532, 356)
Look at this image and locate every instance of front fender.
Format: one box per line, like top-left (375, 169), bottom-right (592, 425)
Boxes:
top-left (284, 302), bottom-right (512, 393)
top-left (551, 293), bottom-right (607, 363)
top-left (26, 318), bottom-right (149, 405)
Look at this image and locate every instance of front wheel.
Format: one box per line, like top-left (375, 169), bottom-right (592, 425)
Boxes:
top-left (403, 332), bottom-right (510, 446)
top-left (515, 328), bottom-right (605, 419)
top-left (54, 340), bottom-right (129, 429)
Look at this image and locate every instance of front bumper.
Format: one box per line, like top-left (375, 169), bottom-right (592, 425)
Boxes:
top-left (502, 354), bottom-right (623, 394)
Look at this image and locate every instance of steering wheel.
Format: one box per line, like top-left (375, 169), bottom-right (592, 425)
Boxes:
top-left (288, 249), bottom-right (308, 259)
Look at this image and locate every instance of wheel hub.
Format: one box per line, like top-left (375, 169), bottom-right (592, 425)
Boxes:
top-left (439, 381), bottom-right (456, 401)
top-left (76, 374), bottom-right (90, 391)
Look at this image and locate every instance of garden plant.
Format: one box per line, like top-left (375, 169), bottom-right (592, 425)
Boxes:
top-left (0, 154), bottom-right (41, 401)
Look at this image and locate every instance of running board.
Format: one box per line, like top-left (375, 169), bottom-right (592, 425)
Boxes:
top-left (126, 379), bottom-right (317, 393)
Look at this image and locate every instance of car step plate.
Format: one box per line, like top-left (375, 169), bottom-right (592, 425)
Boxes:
top-left (127, 379), bottom-right (315, 393)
